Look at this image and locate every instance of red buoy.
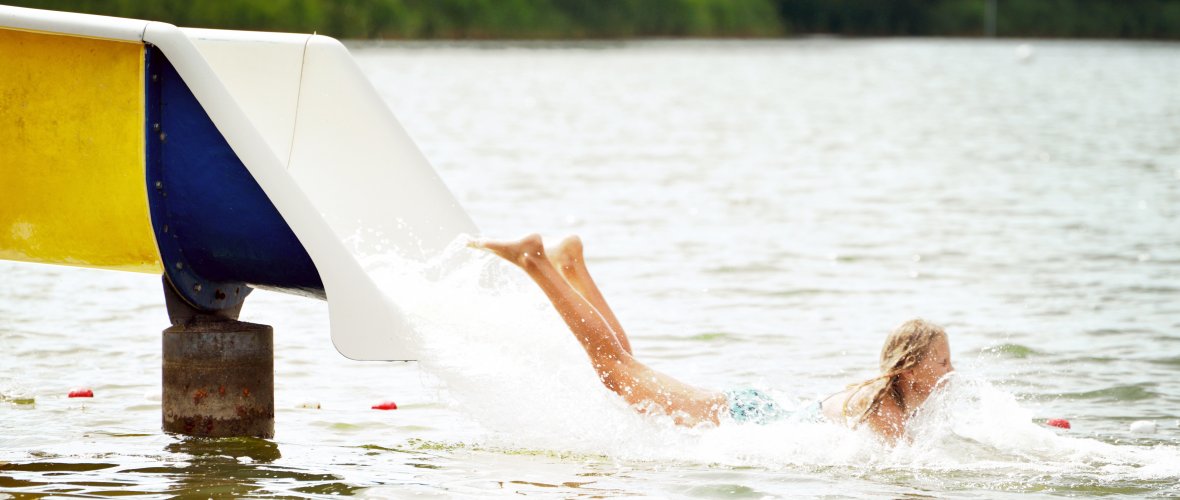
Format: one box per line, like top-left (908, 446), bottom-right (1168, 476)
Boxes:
top-left (371, 401), bottom-right (398, 410)
top-left (1046, 418), bottom-right (1070, 429)
top-left (68, 388), bottom-right (94, 398)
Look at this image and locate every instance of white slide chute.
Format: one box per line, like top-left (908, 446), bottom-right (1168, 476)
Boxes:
top-left (1, 5), bottom-right (478, 360)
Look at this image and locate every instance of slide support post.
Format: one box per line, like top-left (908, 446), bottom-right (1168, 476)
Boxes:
top-left (161, 276), bottom-right (275, 438)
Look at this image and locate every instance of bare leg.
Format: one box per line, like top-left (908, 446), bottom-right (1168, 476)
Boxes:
top-left (548, 236), bottom-right (632, 355)
top-left (472, 234), bottom-right (725, 426)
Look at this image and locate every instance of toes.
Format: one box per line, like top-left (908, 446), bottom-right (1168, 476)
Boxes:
top-left (553, 235), bottom-right (584, 267)
top-left (467, 234), bottom-right (547, 266)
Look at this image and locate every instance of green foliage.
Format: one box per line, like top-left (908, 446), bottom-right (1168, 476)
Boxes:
top-left (992, 0), bottom-right (1180, 38)
top-left (6, 0), bottom-right (1180, 39)
top-left (928, 1), bottom-right (986, 36)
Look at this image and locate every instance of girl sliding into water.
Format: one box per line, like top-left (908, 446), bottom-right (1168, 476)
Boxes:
top-left (472, 234), bottom-right (954, 442)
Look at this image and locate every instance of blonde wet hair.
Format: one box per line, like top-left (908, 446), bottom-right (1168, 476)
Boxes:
top-left (843, 318), bottom-right (948, 425)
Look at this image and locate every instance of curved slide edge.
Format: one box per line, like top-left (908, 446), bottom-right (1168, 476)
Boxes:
top-left (0, 5), bottom-right (146, 41)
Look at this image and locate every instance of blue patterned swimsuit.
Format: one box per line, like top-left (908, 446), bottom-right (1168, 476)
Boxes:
top-left (723, 388), bottom-right (825, 425)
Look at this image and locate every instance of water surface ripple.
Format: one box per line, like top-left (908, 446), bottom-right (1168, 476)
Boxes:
top-left (2, 39), bottom-right (1179, 498)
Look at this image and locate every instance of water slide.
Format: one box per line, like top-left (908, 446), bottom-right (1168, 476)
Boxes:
top-left (0, 6), bottom-right (478, 361)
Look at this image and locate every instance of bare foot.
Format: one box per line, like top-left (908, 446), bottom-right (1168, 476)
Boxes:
top-left (547, 235), bottom-right (584, 274)
top-left (469, 234), bottom-right (546, 267)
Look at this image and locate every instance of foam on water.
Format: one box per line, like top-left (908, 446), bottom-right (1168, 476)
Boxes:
top-left (361, 237), bottom-right (1180, 484)
top-left (899, 376), bottom-right (1180, 483)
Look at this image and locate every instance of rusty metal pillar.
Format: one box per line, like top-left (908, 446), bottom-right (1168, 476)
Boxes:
top-left (161, 276), bottom-right (274, 438)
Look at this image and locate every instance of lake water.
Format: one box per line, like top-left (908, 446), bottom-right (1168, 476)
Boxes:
top-left (2, 38), bottom-right (1179, 498)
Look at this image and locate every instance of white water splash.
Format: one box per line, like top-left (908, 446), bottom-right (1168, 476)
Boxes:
top-left (361, 237), bottom-right (1180, 480)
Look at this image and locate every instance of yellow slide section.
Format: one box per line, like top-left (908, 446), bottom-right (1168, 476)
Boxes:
top-left (0, 28), bottom-right (161, 273)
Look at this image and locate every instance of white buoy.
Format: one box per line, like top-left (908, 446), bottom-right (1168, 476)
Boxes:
top-left (1015, 44), bottom-right (1034, 63)
top-left (1129, 420), bottom-right (1156, 434)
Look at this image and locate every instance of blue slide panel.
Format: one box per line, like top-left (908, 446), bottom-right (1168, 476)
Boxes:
top-left (145, 45), bottom-right (325, 311)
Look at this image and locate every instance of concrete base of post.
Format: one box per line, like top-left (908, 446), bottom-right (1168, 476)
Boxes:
top-left (162, 321), bottom-right (274, 438)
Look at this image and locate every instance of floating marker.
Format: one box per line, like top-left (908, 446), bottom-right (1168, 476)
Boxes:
top-left (1046, 418), bottom-right (1070, 429)
top-left (1129, 420), bottom-right (1156, 434)
top-left (371, 401), bottom-right (398, 410)
top-left (8, 395), bottom-right (35, 405)
top-left (296, 402), bottom-right (321, 409)
top-left (68, 388), bottom-right (93, 398)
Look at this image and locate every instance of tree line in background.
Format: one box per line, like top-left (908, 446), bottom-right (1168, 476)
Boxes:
top-left (9, 0), bottom-right (1180, 39)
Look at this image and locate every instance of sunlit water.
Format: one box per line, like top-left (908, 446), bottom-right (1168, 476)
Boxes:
top-left (3, 39), bottom-right (1179, 498)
